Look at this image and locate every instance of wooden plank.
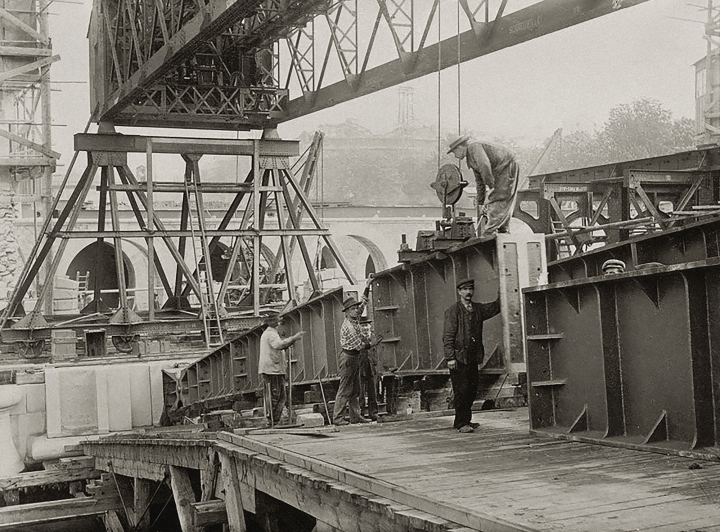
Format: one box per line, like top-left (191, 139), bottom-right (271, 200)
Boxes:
top-left (218, 452), bottom-right (247, 532)
top-left (0, 45), bottom-right (52, 56)
top-left (0, 495), bottom-right (123, 528)
top-left (192, 499), bottom-right (227, 527)
top-left (102, 509), bottom-right (125, 532)
top-left (0, 128), bottom-right (60, 159)
top-left (132, 477), bottom-right (152, 531)
top-left (0, 7), bottom-right (48, 43)
top-left (169, 466), bottom-right (199, 532)
top-left (0, 54), bottom-right (60, 82)
top-left (0, 466), bottom-right (100, 490)
top-left (219, 433), bottom-right (534, 532)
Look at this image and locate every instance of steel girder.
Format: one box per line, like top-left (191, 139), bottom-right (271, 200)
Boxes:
top-left (163, 287), bottom-right (344, 411)
top-left (546, 215), bottom-right (720, 282)
top-left (370, 234), bottom-right (545, 376)
top-left (515, 145), bottom-right (720, 261)
top-left (90, 0), bottom-right (652, 130)
top-left (524, 255), bottom-right (720, 457)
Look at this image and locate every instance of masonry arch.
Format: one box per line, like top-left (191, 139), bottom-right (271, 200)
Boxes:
top-left (347, 235), bottom-right (387, 279)
top-left (65, 242), bottom-right (135, 309)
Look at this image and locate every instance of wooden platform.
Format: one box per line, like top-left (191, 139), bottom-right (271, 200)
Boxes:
top-left (234, 408), bottom-right (720, 532)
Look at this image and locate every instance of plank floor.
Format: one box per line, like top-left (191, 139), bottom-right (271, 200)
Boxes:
top-left (246, 408), bottom-right (720, 532)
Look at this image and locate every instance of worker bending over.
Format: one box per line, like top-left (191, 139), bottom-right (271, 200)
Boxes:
top-left (448, 135), bottom-right (519, 236)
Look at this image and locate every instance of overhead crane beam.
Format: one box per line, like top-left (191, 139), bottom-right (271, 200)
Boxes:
top-left (90, 0), bottom-right (652, 130)
top-left (283, 0), bottom-right (652, 123)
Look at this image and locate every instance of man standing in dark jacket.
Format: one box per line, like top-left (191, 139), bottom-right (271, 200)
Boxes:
top-left (443, 278), bottom-right (500, 433)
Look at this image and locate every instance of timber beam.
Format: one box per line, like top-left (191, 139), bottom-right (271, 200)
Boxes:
top-left (0, 495), bottom-right (123, 529)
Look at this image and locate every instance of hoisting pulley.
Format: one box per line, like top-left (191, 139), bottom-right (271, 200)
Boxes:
top-left (430, 164), bottom-right (468, 207)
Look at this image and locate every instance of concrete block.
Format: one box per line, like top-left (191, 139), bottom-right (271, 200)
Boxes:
top-left (297, 413), bottom-right (325, 427)
top-left (30, 434), bottom-right (93, 462)
top-left (14, 412), bottom-right (46, 460)
top-left (54, 276), bottom-right (79, 290)
top-left (24, 384), bottom-right (46, 413)
top-left (396, 390), bottom-right (421, 415)
top-left (100, 366), bottom-right (132, 432)
top-left (52, 299), bottom-right (79, 312)
top-left (15, 371), bottom-right (44, 385)
top-left (149, 362), bottom-right (170, 426)
top-left (129, 364), bottom-right (153, 428)
top-left (304, 390), bottom-right (323, 403)
top-left (45, 367), bottom-right (99, 438)
top-left (8, 387), bottom-right (27, 415)
top-left (52, 330), bottom-right (76, 340)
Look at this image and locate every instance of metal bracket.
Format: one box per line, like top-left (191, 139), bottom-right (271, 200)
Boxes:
top-left (644, 410), bottom-right (669, 444)
top-left (632, 277), bottom-right (660, 308)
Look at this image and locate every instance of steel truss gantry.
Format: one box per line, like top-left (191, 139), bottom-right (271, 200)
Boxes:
top-left (514, 146), bottom-right (720, 261)
top-left (89, 0), bottom-right (652, 130)
top-left (0, 132), bottom-right (354, 353)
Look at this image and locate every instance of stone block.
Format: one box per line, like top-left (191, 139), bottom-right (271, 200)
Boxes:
top-left (100, 366), bottom-right (132, 432)
top-left (8, 387), bottom-right (27, 415)
top-left (396, 390), bottom-right (421, 415)
top-left (296, 412), bottom-right (325, 427)
top-left (24, 383), bottom-right (45, 413)
top-left (15, 370), bottom-right (44, 385)
top-left (129, 364), bottom-right (152, 428)
top-left (45, 367), bottom-right (99, 438)
top-left (304, 389), bottom-right (323, 403)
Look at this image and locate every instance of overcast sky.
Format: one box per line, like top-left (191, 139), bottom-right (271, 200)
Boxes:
top-left (50, 0), bottom-right (706, 167)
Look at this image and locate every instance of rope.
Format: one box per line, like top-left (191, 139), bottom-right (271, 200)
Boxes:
top-left (457, 0), bottom-right (461, 136)
top-left (437, 1), bottom-right (442, 169)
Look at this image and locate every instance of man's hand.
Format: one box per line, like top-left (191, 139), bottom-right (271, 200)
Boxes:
top-left (447, 359), bottom-right (457, 370)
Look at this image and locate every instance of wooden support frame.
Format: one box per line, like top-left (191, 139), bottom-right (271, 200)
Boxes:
top-left (169, 465), bottom-right (199, 532)
top-left (218, 452), bottom-right (247, 532)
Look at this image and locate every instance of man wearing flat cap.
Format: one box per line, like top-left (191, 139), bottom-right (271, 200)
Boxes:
top-left (443, 277), bottom-right (500, 433)
top-left (447, 135), bottom-right (519, 236)
top-left (259, 312), bottom-right (306, 427)
top-left (332, 292), bottom-right (373, 425)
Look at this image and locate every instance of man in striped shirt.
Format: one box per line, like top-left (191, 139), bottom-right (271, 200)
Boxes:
top-left (332, 295), bottom-right (373, 425)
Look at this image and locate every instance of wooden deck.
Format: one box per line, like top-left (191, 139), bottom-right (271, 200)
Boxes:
top-left (235, 407), bottom-right (720, 532)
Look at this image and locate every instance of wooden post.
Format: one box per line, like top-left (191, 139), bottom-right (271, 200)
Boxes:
top-left (169, 465), bottom-right (199, 532)
top-left (200, 449), bottom-right (219, 501)
top-left (102, 509), bottom-right (125, 532)
top-left (146, 139), bottom-right (155, 320)
top-left (218, 453), bottom-right (247, 532)
top-left (132, 477), bottom-right (152, 531)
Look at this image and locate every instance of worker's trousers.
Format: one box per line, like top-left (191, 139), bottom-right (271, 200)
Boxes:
top-left (332, 350), bottom-right (364, 423)
top-left (449, 361), bottom-right (479, 429)
top-left (262, 373), bottom-right (287, 427)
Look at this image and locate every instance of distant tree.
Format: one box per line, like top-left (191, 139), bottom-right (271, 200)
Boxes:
top-left (544, 130), bottom-right (602, 173)
top-left (596, 98), bottom-right (695, 162)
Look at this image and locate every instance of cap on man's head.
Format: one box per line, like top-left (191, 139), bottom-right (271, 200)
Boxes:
top-left (447, 135), bottom-right (470, 154)
top-left (456, 278), bottom-right (475, 290)
top-left (262, 311), bottom-right (281, 325)
top-left (342, 296), bottom-right (361, 312)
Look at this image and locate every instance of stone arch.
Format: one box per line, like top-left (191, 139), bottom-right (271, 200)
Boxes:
top-left (65, 242), bottom-right (135, 308)
top-left (347, 235), bottom-right (388, 278)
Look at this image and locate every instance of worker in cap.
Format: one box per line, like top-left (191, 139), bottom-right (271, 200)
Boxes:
top-left (333, 285), bottom-right (374, 425)
top-left (258, 311), bottom-right (306, 427)
top-left (447, 135), bottom-right (520, 237)
top-left (601, 259), bottom-right (626, 275)
top-left (442, 277), bottom-right (500, 433)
